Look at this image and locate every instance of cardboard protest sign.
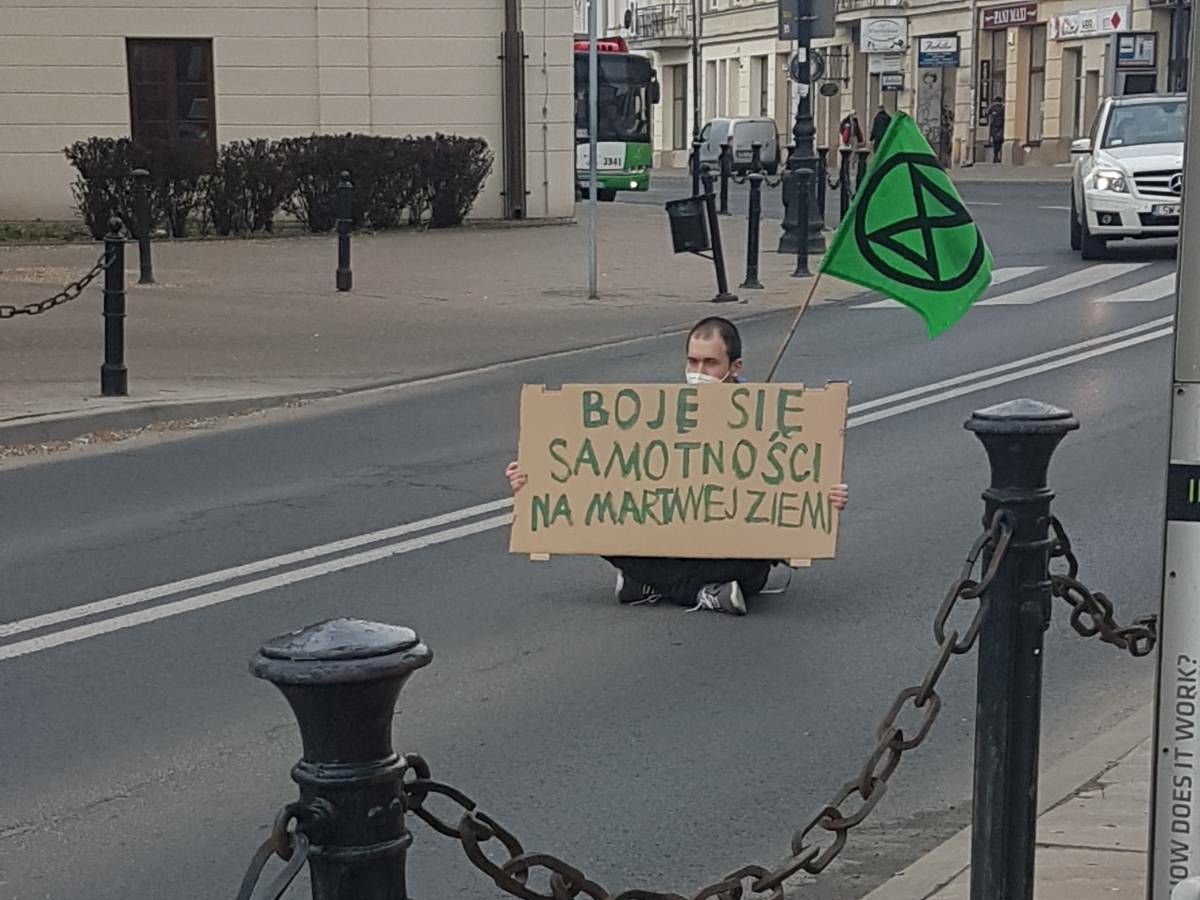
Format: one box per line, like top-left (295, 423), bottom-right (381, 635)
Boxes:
top-left (510, 382), bottom-right (848, 562)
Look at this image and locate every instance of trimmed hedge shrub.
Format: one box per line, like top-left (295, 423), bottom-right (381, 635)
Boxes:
top-left (203, 139), bottom-right (289, 236)
top-left (64, 133), bottom-right (495, 239)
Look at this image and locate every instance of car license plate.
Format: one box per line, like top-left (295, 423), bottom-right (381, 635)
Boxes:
top-left (1153, 203), bottom-right (1181, 217)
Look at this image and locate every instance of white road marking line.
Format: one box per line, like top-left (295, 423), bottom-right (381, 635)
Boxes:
top-left (0, 515), bottom-right (514, 663)
top-left (848, 326), bottom-right (1172, 428)
top-left (0, 497), bottom-right (515, 640)
top-left (1040, 205), bottom-right (1071, 211)
top-left (972, 201), bottom-right (1003, 206)
top-left (1, 317), bottom-right (1176, 662)
top-left (849, 315), bottom-right (1174, 414)
top-left (977, 263), bottom-right (1149, 306)
top-left (1092, 274), bottom-right (1177, 304)
top-left (856, 266), bottom-right (1043, 309)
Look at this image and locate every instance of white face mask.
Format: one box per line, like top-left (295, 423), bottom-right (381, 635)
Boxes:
top-left (685, 370), bottom-right (726, 385)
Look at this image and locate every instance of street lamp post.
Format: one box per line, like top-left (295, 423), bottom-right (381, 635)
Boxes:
top-left (691, 0), bottom-right (702, 197)
top-left (778, 1), bottom-right (825, 256)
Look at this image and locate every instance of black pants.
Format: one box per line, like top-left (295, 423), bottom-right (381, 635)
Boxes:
top-left (604, 556), bottom-right (774, 607)
top-left (992, 138), bottom-right (1003, 162)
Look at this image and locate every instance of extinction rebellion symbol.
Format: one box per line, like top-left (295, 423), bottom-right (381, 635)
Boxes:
top-left (854, 151), bottom-right (987, 292)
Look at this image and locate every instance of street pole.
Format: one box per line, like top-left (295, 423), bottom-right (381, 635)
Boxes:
top-left (1149, 16), bottom-right (1200, 899)
top-left (691, 0), bottom-right (702, 197)
top-left (587, 0), bottom-right (599, 299)
top-left (778, 1), bottom-right (825, 256)
top-left (965, 0), bottom-right (980, 166)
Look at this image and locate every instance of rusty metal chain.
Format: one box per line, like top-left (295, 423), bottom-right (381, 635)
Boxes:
top-left (0, 250), bottom-right (110, 320)
top-left (402, 510), bottom-right (1014, 900)
top-left (1048, 516), bottom-right (1157, 657)
top-left (234, 801), bottom-right (326, 900)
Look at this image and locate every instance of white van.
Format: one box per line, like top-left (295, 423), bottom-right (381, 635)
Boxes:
top-left (694, 117), bottom-right (780, 175)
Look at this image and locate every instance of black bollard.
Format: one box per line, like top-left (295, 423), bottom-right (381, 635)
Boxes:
top-left (793, 165), bottom-right (813, 278)
top-left (718, 142), bottom-right (733, 216)
top-left (336, 171), bottom-right (353, 293)
top-left (101, 217), bottom-right (128, 397)
top-left (839, 147), bottom-right (853, 219)
top-left (855, 147), bottom-right (871, 194)
top-left (740, 142), bottom-right (764, 290)
top-left (251, 618), bottom-right (433, 900)
top-left (131, 168), bottom-right (154, 285)
top-left (815, 147), bottom-right (829, 228)
top-left (700, 168), bottom-right (737, 304)
top-left (776, 144), bottom-right (800, 255)
top-left (964, 400), bottom-right (1079, 900)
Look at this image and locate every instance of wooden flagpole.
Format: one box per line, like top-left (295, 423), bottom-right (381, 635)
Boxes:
top-left (764, 271), bottom-right (825, 383)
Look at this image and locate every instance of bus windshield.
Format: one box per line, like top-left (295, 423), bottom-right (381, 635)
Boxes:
top-left (574, 53), bottom-right (652, 144)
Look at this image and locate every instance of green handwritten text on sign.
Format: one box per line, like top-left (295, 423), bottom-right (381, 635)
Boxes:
top-left (510, 383), bottom-right (848, 561)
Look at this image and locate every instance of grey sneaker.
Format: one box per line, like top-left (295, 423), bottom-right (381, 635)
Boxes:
top-left (691, 582), bottom-right (747, 615)
top-left (615, 571), bottom-right (661, 605)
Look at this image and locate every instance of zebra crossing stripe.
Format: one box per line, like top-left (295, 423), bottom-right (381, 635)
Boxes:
top-left (855, 266), bottom-right (1043, 309)
top-left (976, 262), bottom-right (1149, 306)
top-left (1092, 273), bottom-right (1177, 304)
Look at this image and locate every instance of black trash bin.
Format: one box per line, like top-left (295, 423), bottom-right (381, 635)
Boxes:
top-left (666, 197), bottom-right (711, 254)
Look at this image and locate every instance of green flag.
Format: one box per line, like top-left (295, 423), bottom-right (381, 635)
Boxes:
top-left (821, 113), bottom-right (993, 338)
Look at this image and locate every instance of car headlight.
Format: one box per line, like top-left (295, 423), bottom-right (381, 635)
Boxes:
top-left (1091, 168), bottom-right (1128, 193)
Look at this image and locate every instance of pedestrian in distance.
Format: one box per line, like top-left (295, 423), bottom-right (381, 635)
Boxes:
top-left (870, 104), bottom-right (892, 151)
top-left (988, 98), bottom-right (1005, 163)
top-left (839, 110), bottom-right (864, 148)
top-left (505, 317), bottom-right (849, 616)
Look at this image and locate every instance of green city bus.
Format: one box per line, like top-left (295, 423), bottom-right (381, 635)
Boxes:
top-left (573, 37), bottom-right (660, 201)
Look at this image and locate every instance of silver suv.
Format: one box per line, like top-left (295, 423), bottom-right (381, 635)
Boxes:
top-left (1069, 94), bottom-right (1186, 259)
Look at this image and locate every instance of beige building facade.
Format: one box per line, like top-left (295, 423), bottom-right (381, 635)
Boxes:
top-left (631, 0), bottom-right (1188, 171)
top-left (0, 0), bottom-right (576, 222)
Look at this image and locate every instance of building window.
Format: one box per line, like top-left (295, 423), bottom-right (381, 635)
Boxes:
top-left (754, 55), bottom-right (769, 116)
top-left (1169, 5), bottom-right (1192, 93)
top-left (126, 38), bottom-right (216, 165)
top-left (1026, 25), bottom-right (1046, 144)
top-left (672, 64), bottom-right (688, 149)
top-left (989, 29), bottom-right (1007, 116)
top-left (705, 60), bottom-right (717, 119)
top-left (725, 59), bottom-right (739, 115)
top-left (1062, 47), bottom-right (1084, 138)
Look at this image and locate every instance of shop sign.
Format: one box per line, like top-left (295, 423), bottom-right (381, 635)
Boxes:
top-left (917, 35), bottom-right (961, 67)
top-left (836, 0), bottom-right (904, 10)
top-left (1115, 30), bottom-right (1158, 68)
top-left (861, 17), bottom-right (909, 52)
top-left (1049, 6), bottom-right (1129, 40)
top-left (868, 52), bottom-right (905, 73)
top-left (981, 3), bottom-right (1039, 29)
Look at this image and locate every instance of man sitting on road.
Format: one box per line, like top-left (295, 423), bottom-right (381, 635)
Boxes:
top-left (505, 316), bottom-right (850, 616)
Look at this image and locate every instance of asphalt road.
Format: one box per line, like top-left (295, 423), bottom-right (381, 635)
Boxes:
top-left (0, 194), bottom-right (1179, 900)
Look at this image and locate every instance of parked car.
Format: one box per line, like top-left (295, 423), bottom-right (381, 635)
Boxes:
top-left (1069, 93), bottom-right (1186, 259)
top-left (693, 117), bottom-right (780, 175)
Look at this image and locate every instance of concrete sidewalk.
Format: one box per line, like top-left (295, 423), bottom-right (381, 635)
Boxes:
top-left (860, 705), bottom-right (1153, 899)
top-left (0, 203), bottom-right (853, 446)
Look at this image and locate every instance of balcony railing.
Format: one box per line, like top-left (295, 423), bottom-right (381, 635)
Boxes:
top-left (633, 2), bottom-right (693, 43)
